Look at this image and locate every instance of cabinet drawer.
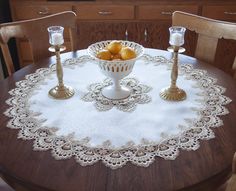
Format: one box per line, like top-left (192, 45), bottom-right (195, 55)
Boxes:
top-left (13, 4), bottom-right (72, 20)
top-left (202, 5), bottom-right (236, 22)
top-left (75, 5), bottom-right (134, 20)
top-left (137, 5), bottom-right (199, 20)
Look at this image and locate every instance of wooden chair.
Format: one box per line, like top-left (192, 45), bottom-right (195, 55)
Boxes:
top-left (172, 11), bottom-right (236, 78)
top-left (0, 11), bottom-right (77, 76)
top-left (216, 152), bottom-right (236, 191)
top-left (0, 177), bottom-right (15, 191)
top-left (225, 152), bottom-right (236, 191)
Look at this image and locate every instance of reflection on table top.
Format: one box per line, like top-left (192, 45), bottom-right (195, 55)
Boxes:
top-left (0, 48), bottom-right (236, 191)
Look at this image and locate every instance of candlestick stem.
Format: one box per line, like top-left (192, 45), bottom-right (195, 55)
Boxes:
top-left (55, 46), bottom-right (63, 87)
top-left (160, 46), bottom-right (186, 101)
top-left (48, 45), bottom-right (74, 99)
top-left (170, 50), bottom-right (178, 89)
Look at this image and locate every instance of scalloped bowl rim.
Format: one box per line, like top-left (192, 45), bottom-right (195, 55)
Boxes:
top-left (87, 40), bottom-right (145, 63)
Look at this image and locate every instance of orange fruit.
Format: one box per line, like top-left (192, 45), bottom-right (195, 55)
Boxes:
top-left (112, 53), bottom-right (122, 60)
top-left (120, 47), bottom-right (136, 60)
top-left (107, 40), bottom-right (122, 54)
top-left (97, 49), bottom-right (112, 60)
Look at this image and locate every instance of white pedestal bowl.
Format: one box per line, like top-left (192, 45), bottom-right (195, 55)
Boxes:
top-left (88, 40), bottom-right (144, 100)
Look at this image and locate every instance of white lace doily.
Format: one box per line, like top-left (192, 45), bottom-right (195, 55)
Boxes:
top-left (82, 78), bottom-right (152, 112)
top-left (4, 50), bottom-right (231, 169)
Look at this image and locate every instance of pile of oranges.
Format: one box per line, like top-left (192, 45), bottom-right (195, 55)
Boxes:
top-left (97, 41), bottom-right (136, 61)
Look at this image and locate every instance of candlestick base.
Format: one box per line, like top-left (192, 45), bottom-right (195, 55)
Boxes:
top-left (49, 85), bottom-right (74, 99)
top-left (48, 45), bottom-right (66, 52)
top-left (167, 46), bottom-right (185, 53)
top-left (160, 86), bottom-right (186, 101)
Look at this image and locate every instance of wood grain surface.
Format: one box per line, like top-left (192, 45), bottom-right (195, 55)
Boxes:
top-left (0, 49), bottom-right (235, 191)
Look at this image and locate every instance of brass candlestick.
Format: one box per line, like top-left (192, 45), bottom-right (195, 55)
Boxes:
top-left (160, 46), bottom-right (186, 101)
top-left (48, 45), bottom-right (75, 99)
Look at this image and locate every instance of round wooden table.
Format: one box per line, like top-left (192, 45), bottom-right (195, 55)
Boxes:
top-left (0, 49), bottom-right (236, 191)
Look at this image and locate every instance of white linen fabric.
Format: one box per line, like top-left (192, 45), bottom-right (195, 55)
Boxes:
top-left (4, 49), bottom-right (231, 169)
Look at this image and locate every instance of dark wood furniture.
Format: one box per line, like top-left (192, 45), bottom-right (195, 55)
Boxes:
top-left (8, 0), bottom-right (236, 76)
top-left (0, 49), bottom-right (236, 191)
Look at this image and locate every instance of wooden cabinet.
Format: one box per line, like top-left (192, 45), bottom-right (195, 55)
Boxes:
top-left (75, 3), bottom-right (199, 56)
top-left (8, 0), bottom-right (236, 68)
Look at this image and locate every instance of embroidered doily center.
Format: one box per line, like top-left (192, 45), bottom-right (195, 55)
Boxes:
top-left (82, 78), bottom-right (152, 112)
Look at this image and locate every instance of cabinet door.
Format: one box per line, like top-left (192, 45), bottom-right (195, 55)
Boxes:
top-left (136, 21), bottom-right (170, 50)
top-left (77, 22), bottom-right (137, 49)
top-left (77, 21), bottom-right (197, 57)
top-left (136, 21), bottom-right (197, 56)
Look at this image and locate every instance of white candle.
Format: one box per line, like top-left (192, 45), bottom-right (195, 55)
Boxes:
top-left (51, 32), bottom-right (64, 45)
top-left (170, 33), bottom-right (183, 46)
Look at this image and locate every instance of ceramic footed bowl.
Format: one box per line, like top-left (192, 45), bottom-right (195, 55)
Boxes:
top-left (88, 40), bottom-right (144, 100)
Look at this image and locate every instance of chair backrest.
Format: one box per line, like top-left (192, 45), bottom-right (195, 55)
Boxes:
top-left (0, 179), bottom-right (14, 191)
top-left (0, 11), bottom-right (77, 76)
top-left (225, 152), bottom-right (236, 191)
top-left (172, 11), bottom-right (236, 78)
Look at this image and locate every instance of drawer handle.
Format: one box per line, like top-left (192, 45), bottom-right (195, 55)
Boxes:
top-left (161, 11), bottom-right (172, 15)
top-left (125, 29), bottom-right (128, 40)
top-left (144, 28), bottom-right (148, 42)
top-left (98, 11), bottom-right (113, 15)
top-left (38, 8), bottom-right (49, 15)
top-left (224, 11), bottom-right (236, 15)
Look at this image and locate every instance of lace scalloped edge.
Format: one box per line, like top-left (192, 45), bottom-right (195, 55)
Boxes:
top-left (4, 54), bottom-right (232, 169)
